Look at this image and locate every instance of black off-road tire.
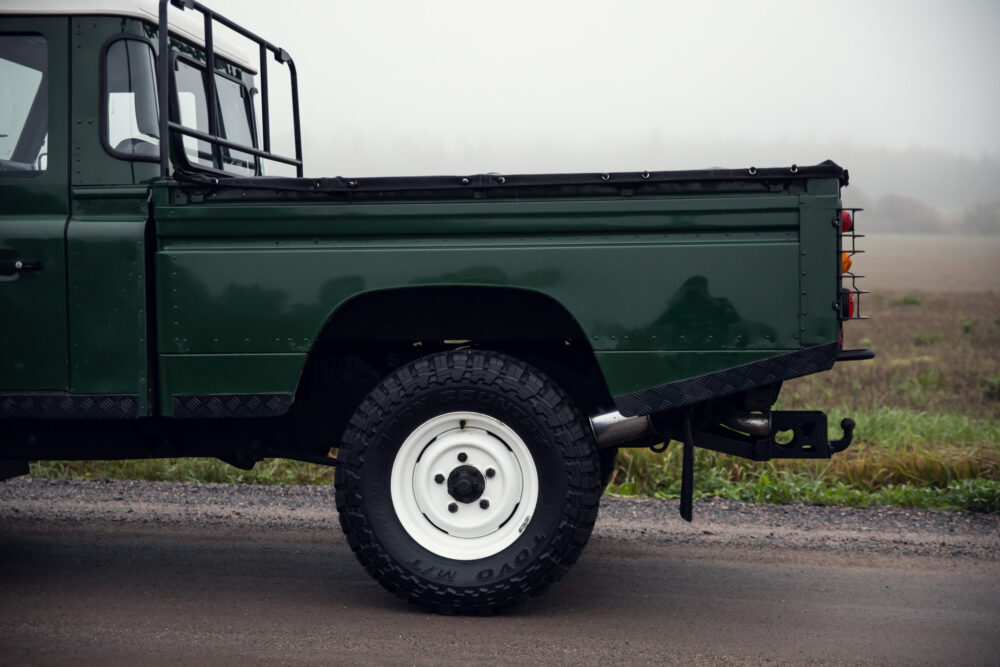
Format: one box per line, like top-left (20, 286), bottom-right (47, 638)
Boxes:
top-left (334, 350), bottom-right (602, 615)
top-left (598, 447), bottom-right (619, 490)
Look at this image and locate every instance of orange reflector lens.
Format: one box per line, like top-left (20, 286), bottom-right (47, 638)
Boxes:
top-left (842, 252), bottom-right (852, 273)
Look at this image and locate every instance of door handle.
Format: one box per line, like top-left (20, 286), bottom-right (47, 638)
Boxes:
top-left (0, 259), bottom-right (43, 275)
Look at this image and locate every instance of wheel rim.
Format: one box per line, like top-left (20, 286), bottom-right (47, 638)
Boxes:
top-left (390, 411), bottom-right (539, 561)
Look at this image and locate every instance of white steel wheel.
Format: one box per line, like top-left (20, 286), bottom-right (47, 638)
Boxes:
top-left (335, 350), bottom-right (602, 615)
top-left (390, 411), bottom-right (539, 561)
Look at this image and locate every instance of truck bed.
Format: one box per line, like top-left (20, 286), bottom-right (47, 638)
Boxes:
top-left (152, 161), bottom-right (848, 419)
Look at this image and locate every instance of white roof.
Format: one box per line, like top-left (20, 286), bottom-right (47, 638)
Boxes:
top-left (1, 0), bottom-right (257, 72)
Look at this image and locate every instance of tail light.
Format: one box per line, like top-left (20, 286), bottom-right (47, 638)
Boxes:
top-left (841, 210), bottom-right (853, 233)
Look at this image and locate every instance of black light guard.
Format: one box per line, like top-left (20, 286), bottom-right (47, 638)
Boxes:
top-left (838, 207), bottom-right (869, 321)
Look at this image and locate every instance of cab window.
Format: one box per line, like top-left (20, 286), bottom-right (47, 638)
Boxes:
top-left (0, 35), bottom-right (48, 176)
top-left (104, 38), bottom-right (159, 160)
top-left (174, 58), bottom-right (256, 176)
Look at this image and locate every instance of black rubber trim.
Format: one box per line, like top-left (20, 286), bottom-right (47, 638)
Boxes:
top-left (836, 348), bottom-right (876, 362)
top-left (613, 342), bottom-right (839, 417)
top-left (0, 393), bottom-right (139, 419)
top-left (172, 159), bottom-right (848, 194)
top-left (172, 393), bottom-right (292, 418)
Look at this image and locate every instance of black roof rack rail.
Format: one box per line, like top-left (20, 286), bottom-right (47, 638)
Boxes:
top-left (157, 0), bottom-right (303, 179)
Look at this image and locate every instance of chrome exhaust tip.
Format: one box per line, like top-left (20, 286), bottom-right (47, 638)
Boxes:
top-left (589, 411), bottom-right (655, 449)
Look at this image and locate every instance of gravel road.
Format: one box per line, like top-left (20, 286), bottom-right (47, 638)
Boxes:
top-left (1, 478), bottom-right (998, 665)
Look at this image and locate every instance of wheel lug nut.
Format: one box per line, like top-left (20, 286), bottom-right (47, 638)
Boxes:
top-left (434, 473), bottom-right (445, 484)
top-left (457, 452), bottom-right (468, 462)
top-left (479, 499), bottom-right (489, 510)
top-left (485, 468), bottom-right (495, 478)
top-left (448, 503), bottom-right (458, 513)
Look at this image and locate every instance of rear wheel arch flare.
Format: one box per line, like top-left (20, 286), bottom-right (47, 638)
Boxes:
top-left (297, 285), bottom-right (614, 413)
top-left (312, 285), bottom-right (592, 344)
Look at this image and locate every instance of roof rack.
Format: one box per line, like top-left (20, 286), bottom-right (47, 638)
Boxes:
top-left (156, 0), bottom-right (303, 178)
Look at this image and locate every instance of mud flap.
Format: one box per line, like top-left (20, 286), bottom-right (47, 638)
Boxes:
top-left (680, 409), bottom-right (695, 522)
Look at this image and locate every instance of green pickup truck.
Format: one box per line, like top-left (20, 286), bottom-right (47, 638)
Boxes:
top-left (1, 0), bottom-right (872, 613)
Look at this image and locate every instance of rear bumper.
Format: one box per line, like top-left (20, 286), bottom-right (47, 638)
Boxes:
top-left (836, 348), bottom-right (876, 362)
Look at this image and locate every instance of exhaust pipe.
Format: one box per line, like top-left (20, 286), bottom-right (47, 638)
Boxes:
top-left (590, 405), bottom-right (774, 450)
top-left (590, 411), bottom-right (656, 449)
top-left (718, 407), bottom-right (771, 436)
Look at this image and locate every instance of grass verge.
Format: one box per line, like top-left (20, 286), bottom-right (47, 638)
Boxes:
top-left (29, 457), bottom-right (337, 486)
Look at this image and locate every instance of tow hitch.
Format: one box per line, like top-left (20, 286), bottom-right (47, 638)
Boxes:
top-left (696, 412), bottom-right (855, 462)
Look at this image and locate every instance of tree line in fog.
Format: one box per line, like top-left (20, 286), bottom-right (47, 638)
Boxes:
top-left (844, 191), bottom-right (1000, 234)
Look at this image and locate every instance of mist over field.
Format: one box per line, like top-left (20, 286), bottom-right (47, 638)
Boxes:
top-left (309, 135), bottom-right (1000, 235)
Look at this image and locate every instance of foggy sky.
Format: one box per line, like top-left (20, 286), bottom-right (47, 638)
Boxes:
top-left (203, 0), bottom-right (1000, 186)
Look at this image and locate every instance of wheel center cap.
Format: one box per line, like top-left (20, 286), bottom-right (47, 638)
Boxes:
top-left (447, 465), bottom-right (486, 503)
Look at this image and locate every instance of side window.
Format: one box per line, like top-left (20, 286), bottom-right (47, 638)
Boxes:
top-left (174, 59), bottom-right (256, 177)
top-left (174, 60), bottom-right (212, 169)
top-left (105, 38), bottom-right (159, 159)
top-left (0, 35), bottom-right (48, 176)
top-left (215, 75), bottom-right (255, 175)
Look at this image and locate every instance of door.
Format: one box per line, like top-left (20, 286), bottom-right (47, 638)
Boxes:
top-left (0, 19), bottom-right (70, 390)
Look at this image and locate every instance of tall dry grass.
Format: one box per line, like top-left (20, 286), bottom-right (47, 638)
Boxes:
top-left (780, 292), bottom-right (1000, 419)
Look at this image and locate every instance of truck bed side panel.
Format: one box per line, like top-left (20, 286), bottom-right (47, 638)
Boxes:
top-left (153, 186), bottom-right (841, 414)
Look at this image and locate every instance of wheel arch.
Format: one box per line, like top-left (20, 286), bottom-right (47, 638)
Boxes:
top-left (311, 284), bottom-right (592, 345)
top-left (289, 285), bottom-right (614, 451)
